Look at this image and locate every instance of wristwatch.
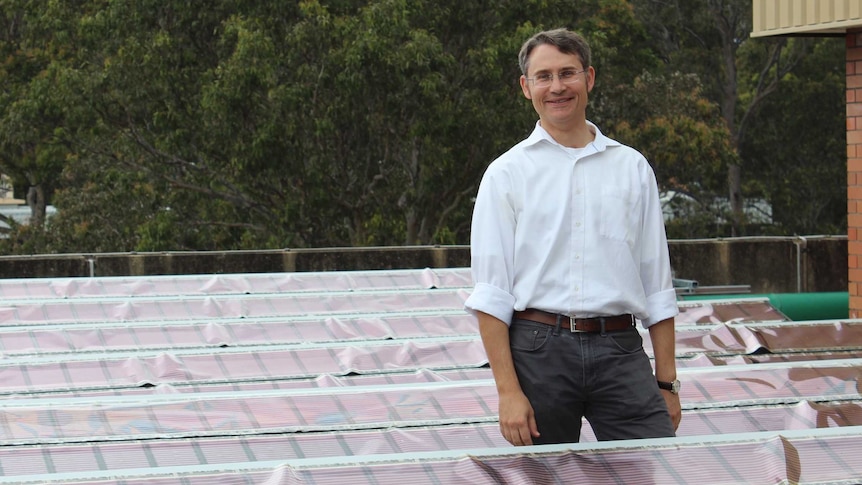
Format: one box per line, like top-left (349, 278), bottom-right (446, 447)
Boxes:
top-left (657, 379), bottom-right (681, 394)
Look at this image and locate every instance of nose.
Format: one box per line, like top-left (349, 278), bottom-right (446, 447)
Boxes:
top-left (549, 74), bottom-right (566, 92)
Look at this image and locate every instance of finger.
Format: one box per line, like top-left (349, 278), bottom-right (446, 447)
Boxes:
top-left (500, 426), bottom-right (513, 446)
top-left (503, 427), bottom-right (522, 446)
top-left (529, 414), bottom-right (541, 438)
top-left (516, 426), bottom-right (532, 446)
top-left (504, 424), bottom-right (528, 446)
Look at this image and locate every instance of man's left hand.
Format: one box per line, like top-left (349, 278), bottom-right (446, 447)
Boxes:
top-left (661, 390), bottom-right (682, 430)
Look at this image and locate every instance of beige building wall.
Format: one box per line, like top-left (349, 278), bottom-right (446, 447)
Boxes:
top-left (752, 0), bottom-right (862, 37)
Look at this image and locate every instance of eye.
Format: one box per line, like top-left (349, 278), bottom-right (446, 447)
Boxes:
top-left (535, 73), bottom-right (553, 82)
top-left (559, 70), bottom-right (577, 80)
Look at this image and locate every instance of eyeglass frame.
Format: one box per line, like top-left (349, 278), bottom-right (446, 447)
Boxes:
top-left (526, 68), bottom-right (588, 88)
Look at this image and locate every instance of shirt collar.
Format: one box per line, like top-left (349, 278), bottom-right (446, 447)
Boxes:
top-left (523, 120), bottom-right (621, 152)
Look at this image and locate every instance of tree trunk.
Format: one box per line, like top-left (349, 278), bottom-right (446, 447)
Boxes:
top-left (712, 0), bottom-right (744, 235)
top-left (727, 164), bottom-right (742, 235)
top-left (26, 184), bottom-right (47, 227)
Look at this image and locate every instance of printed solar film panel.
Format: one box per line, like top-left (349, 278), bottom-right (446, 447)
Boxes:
top-left (1, 268), bottom-right (859, 484)
top-left (0, 301), bottom-right (809, 367)
top-left (672, 319), bottom-right (862, 355)
top-left (2, 401), bottom-right (861, 479)
top-left (0, 289), bottom-right (472, 326)
top-left (2, 428), bottom-right (861, 484)
top-left (0, 268), bottom-right (475, 300)
top-left (4, 317), bottom-right (861, 375)
top-left (4, 323), bottom-right (862, 396)
top-left (677, 349), bottom-right (862, 367)
top-left (677, 297), bottom-right (790, 324)
top-left (10, 352), bottom-right (862, 401)
top-left (0, 338), bottom-right (488, 393)
top-left (0, 312), bottom-right (799, 357)
top-left (2, 289), bottom-right (784, 329)
top-left (0, 382), bottom-right (500, 445)
top-left (2, 360), bottom-right (861, 445)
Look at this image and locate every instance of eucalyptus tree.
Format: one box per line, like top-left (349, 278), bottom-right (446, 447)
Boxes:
top-left (739, 38), bottom-right (846, 235)
top-left (3, 0), bottom-right (681, 252)
top-left (0, 0), bottom-right (77, 233)
top-left (630, 0), bottom-right (814, 235)
top-left (43, 1), bottom-right (312, 251)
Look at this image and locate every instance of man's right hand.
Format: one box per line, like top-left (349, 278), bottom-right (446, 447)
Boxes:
top-left (498, 390), bottom-right (540, 446)
top-left (476, 311), bottom-right (541, 446)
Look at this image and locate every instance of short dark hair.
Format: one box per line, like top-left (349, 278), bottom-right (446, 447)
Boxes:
top-left (518, 28), bottom-right (592, 76)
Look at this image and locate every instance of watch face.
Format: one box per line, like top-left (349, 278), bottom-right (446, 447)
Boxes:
top-left (658, 379), bottom-right (681, 394)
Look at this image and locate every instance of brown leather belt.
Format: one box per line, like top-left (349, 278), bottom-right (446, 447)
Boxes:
top-left (513, 308), bottom-right (635, 332)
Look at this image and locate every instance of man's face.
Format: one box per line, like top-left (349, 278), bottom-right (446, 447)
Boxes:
top-left (519, 44), bottom-right (594, 129)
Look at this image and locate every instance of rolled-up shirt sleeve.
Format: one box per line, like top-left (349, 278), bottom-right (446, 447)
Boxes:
top-left (464, 161), bottom-right (518, 325)
top-left (643, 288), bottom-right (679, 327)
top-left (638, 166), bottom-right (680, 328)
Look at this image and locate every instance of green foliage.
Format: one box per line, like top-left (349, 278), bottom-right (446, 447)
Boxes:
top-left (603, 71), bottom-right (734, 191)
top-left (740, 38), bottom-right (846, 235)
top-left (0, 0), bottom-right (849, 254)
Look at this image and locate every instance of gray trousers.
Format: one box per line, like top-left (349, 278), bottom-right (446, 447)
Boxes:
top-left (509, 318), bottom-right (674, 444)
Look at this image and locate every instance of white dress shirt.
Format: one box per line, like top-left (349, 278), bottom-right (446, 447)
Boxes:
top-left (464, 121), bottom-right (678, 328)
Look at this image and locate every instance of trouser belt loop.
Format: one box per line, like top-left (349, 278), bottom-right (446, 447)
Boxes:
top-left (599, 317), bottom-right (607, 337)
top-left (553, 314), bottom-right (563, 336)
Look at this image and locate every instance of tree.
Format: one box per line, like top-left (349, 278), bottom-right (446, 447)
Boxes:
top-left (602, 71), bottom-right (737, 234)
top-left (739, 38), bottom-right (846, 235)
top-left (50, 1), bottom-right (308, 250)
top-left (631, 0), bottom-right (813, 235)
top-left (8, 0), bottom-right (839, 254)
top-left (29, 0), bottom-right (664, 251)
top-left (0, 0), bottom-right (78, 233)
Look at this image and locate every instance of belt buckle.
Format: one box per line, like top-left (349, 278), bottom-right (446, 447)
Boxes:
top-left (568, 315), bottom-right (586, 333)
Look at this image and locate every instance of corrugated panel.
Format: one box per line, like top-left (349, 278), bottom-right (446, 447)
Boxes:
top-left (753, 0), bottom-right (862, 37)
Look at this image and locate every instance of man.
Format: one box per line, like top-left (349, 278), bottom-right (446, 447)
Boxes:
top-left (464, 28), bottom-right (682, 446)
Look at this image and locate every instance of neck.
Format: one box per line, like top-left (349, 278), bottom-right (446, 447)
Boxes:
top-left (540, 119), bottom-right (595, 148)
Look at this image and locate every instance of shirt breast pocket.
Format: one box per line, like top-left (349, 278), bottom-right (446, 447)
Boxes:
top-left (599, 186), bottom-right (636, 243)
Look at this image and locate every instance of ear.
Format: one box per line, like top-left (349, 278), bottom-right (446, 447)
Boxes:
top-left (519, 75), bottom-right (532, 99)
top-left (586, 66), bottom-right (596, 93)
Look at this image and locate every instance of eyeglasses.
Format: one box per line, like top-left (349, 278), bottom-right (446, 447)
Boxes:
top-left (527, 68), bottom-right (587, 88)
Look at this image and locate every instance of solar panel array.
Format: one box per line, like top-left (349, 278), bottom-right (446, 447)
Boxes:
top-left (0, 268), bottom-right (860, 484)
